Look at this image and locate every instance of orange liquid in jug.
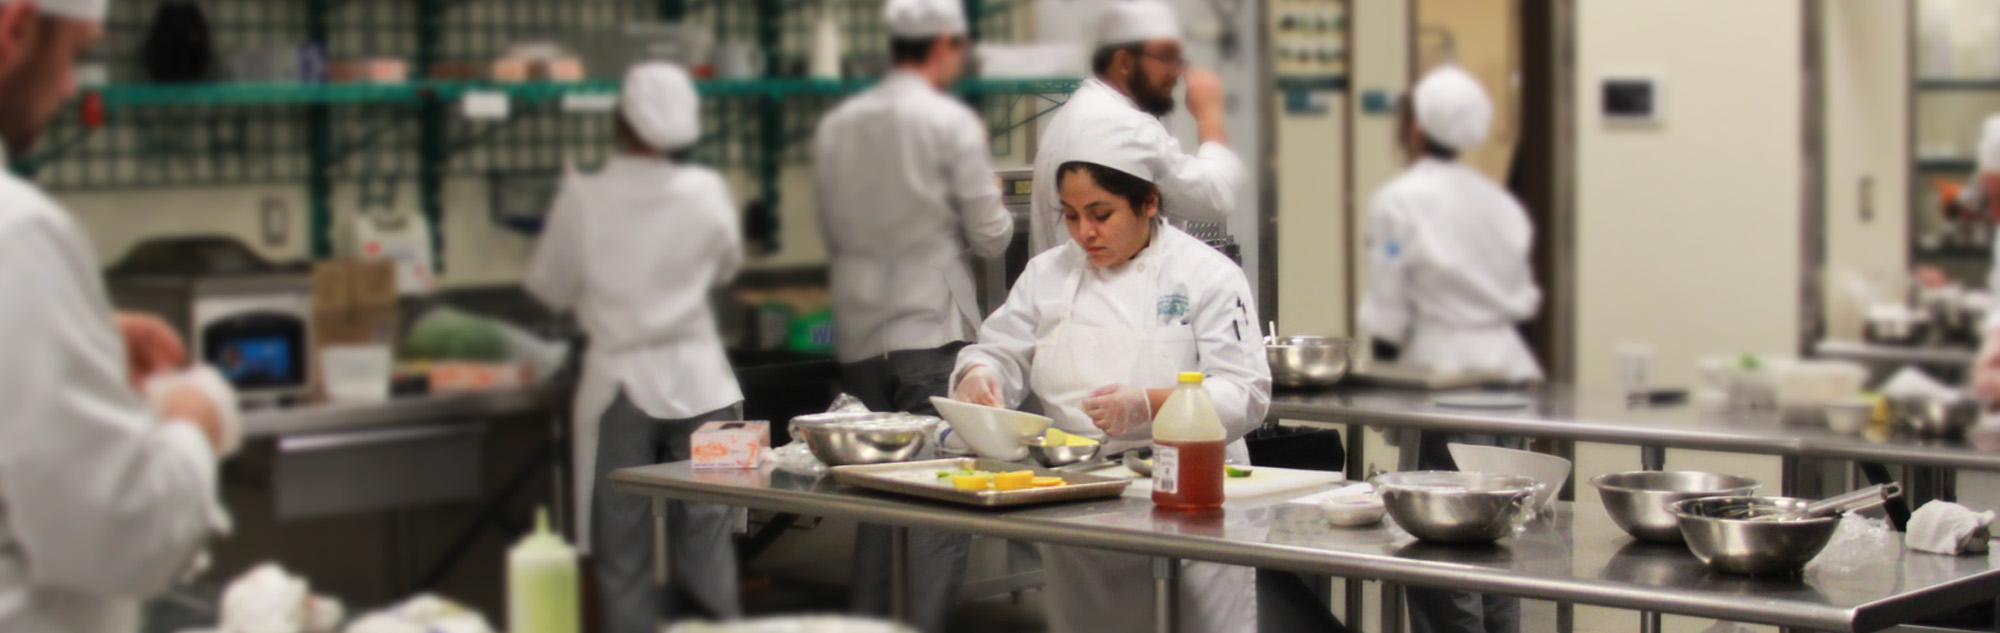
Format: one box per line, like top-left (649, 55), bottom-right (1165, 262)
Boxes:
top-left (1152, 439), bottom-right (1226, 511)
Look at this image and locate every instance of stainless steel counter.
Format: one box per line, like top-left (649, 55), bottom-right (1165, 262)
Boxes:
top-left (1271, 387), bottom-right (2000, 472)
top-left (1814, 340), bottom-right (1976, 369)
top-left (243, 388), bottom-right (549, 438)
top-left (609, 461), bottom-right (2000, 633)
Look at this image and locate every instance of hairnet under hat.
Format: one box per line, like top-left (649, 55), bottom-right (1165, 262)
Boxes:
top-left (1413, 64), bottom-right (1494, 151)
top-left (884, 0), bottom-right (967, 38)
top-left (0, 0), bottom-right (108, 22)
top-left (1097, 0), bottom-right (1181, 47)
top-left (620, 62), bottom-right (700, 152)
top-left (1979, 115), bottom-right (2000, 174)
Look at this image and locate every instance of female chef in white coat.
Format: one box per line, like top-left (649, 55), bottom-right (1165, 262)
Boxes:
top-left (1357, 64), bottom-right (1539, 633)
top-left (952, 139), bottom-right (1271, 633)
top-left (526, 62), bottom-right (745, 633)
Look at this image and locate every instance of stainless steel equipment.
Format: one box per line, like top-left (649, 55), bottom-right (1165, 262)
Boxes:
top-left (106, 236), bottom-right (315, 404)
top-left (1591, 471), bottom-right (1762, 543)
top-left (1027, 438), bottom-right (1102, 468)
top-left (791, 412), bottom-right (935, 466)
top-left (1888, 394), bottom-right (1980, 438)
top-left (1671, 496), bottom-right (1841, 575)
top-left (1373, 471), bottom-right (1540, 543)
top-left (1864, 313), bottom-right (1932, 347)
top-left (830, 458), bottom-right (1132, 507)
top-left (1267, 335), bottom-right (1357, 390)
top-left (976, 166), bottom-right (1037, 317)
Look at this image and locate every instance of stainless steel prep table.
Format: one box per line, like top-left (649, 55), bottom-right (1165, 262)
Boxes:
top-left (1271, 387), bottom-right (2000, 480)
top-left (609, 461), bottom-right (2000, 633)
top-left (243, 388), bottom-right (550, 438)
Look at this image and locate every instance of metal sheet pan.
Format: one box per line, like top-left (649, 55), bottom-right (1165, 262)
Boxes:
top-left (831, 458), bottom-right (1133, 508)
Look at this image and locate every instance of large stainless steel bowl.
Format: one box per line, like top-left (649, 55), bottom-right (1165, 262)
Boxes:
top-left (1268, 336), bottom-right (1357, 390)
top-left (1670, 496), bottom-right (1841, 575)
top-left (790, 412), bottom-right (935, 466)
top-left (1887, 395), bottom-right (1980, 438)
top-left (1373, 471), bottom-right (1541, 543)
top-left (1591, 471), bottom-right (1762, 543)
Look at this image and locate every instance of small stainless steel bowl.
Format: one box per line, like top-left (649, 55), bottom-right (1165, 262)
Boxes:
top-left (790, 412), bottom-right (935, 466)
top-left (1887, 395), bottom-right (1979, 438)
top-left (1591, 471), bottom-right (1762, 543)
top-left (1372, 471), bottom-right (1541, 543)
top-left (1267, 336), bottom-right (1357, 390)
top-left (1027, 439), bottom-right (1101, 468)
top-left (1670, 496), bottom-right (1841, 575)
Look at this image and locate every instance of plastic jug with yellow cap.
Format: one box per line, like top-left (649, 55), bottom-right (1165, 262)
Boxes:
top-left (1153, 372), bottom-right (1226, 511)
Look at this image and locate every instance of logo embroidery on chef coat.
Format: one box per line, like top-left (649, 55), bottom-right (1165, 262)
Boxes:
top-left (1157, 293), bottom-right (1191, 326)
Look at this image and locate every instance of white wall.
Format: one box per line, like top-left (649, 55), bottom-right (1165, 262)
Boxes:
top-left (1821, 0), bottom-right (1912, 340)
top-left (1573, 0), bottom-right (1804, 392)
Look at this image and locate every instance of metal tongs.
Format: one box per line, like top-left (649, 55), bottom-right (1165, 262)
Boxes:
top-left (1726, 483), bottom-right (1904, 522)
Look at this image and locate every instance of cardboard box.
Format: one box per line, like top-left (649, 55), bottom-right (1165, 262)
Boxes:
top-left (691, 421), bottom-right (769, 470)
top-left (311, 260), bottom-right (352, 313)
top-left (312, 258), bottom-right (398, 312)
top-left (347, 259), bottom-right (397, 310)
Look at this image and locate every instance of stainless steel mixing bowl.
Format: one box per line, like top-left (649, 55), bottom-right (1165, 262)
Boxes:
top-left (790, 412), bottom-right (934, 466)
top-left (1887, 395), bottom-right (1980, 438)
top-left (1267, 336), bottom-right (1357, 390)
top-left (1373, 471), bottom-right (1541, 543)
top-left (1591, 471), bottom-right (1762, 543)
top-left (1670, 496), bottom-right (1841, 575)
top-left (1026, 439), bottom-right (1102, 468)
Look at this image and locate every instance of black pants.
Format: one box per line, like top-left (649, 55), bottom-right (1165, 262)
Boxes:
top-left (842, 342), bottom-right (972, 633)
top-left (1407, 432), bottom-right (1522, 633)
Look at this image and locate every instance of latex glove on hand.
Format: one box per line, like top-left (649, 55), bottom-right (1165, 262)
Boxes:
top-left (953, 365), bottom-right (1005, 407)
top-left (118, 312), bottom-right (187, 391)
top-left (1083, 384), bottom-right (1154, 438)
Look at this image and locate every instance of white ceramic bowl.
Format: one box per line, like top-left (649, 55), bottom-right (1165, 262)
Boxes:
top-left (928, 397), bottom-right (1052, 462)
top-left (1447, 443), bottom-right (1572, 512)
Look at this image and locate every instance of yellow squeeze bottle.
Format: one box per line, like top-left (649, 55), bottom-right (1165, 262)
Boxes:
top-left (508, 507), bottom-right (581, 633)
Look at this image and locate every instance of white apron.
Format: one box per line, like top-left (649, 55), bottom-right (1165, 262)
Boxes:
top-left (1031, 265), bottom-right (1255, 633)
top-left (1394, 321), bottom-right (1542, 472)
top-left (571, 351), bottom-right (619, 553)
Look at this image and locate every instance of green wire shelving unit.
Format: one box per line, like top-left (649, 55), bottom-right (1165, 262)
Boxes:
top-left (14, 0), bottom-right (1073, 264)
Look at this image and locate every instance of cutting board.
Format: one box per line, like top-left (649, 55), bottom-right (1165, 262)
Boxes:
top-left (1092, 465), bottom-right (1346, 500)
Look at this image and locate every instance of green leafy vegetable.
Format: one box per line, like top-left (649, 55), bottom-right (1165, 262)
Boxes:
top-left (1225, 466), bottom-right (1254, 478)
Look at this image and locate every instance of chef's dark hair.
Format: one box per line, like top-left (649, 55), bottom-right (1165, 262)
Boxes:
top-left (1395, 96), bottom-right (1459, 161)
top-left (615, 112), bottom-right (695, 162)
top-left (892, 34), bottom-right (966, 66)
top-left (1057, 161), bottom-right (1159, 215)
top-left (1092, 44), bottom-right (1144, 75)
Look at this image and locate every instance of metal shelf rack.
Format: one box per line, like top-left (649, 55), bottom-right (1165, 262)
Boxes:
top-left (13, 0), bottom-right (1069, 264)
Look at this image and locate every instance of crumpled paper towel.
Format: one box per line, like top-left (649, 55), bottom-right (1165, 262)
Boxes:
top-left (1907, 500), bottom-right (1996, 555)
top-left (144, 365), bottom-right (244, 458)
top-left (1881, 367), bottom-right (1958, 400)
top-left (220, 563), bottom-right (344, 633)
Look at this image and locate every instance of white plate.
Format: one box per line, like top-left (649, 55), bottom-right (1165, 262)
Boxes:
top-left (1430, 393), bottom-right (1535, 410)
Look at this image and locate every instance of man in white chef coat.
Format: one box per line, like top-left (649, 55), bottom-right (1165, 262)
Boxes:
top-left (813, 1), bottom-right (1011, 629)
top-left (1027, 0), bottom-right (1242, 256)
top-left (1359, 64), bottom-right (1539, 633)
top-left (527, 63), bottom-right (745, 633)
top-left (0, 0), bottom-right (240, 631)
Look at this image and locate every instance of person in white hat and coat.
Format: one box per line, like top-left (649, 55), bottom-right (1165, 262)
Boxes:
top-left (1966, 116), bottom-right (2000, 400)
top-left (526, 62), bottom-right (745, 633)
top-left (0, 0), bottom-right (242, 630)
top-left (1026, 0), bottom-right (1242, 256)
top-left (952, 134), bottom-right (1270, 633)
top-left (1358, 64), bottom-right (1538, 633)
top-left (813, 1), bottom-right (1013, 630)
